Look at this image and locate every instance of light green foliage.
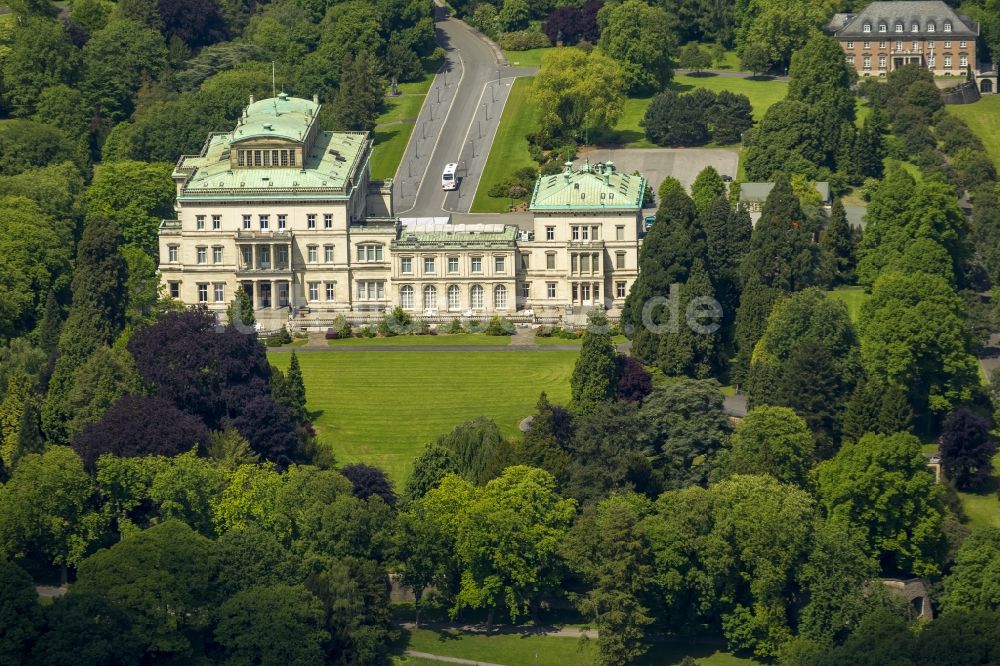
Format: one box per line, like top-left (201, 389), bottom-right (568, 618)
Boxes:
top-left (0, 368), bottom-right (33, 468)
top-left (0, 446), bottom-right (101, 573)
top-left (70, 0), bottom-right (110, 33)
top-left (435, 417), bottom-right (506, 486)
top-left (0, 196), bottom-right (73, 338)
top-left (85, 161), bottom-right (175, 259)
top-left (395, 498), bottom-right (456, 625)
top-left (95, 454), bottom-right (167, 538)
top-left (678, 41), bottom-right (712, 72)
top-left (858, 271), bottom-right (978, 417)
top-left (571, 310), bottom-right (619, 410)
top-left (721, 406), bottom-right (816, 488)
top-left (598, 0), bottom-right (677, 95)
top-left (738, 0), bottom-right (830, 69)
top-left (942, 528), bottom-right (1000, 613)
top-left (63, 345), bottom-right (143, 440)
top-left (498, 0), bottom-right (530, 32)
top-left (245, 1), bottom-right (319, 64)
top-left (566, 492), bottom-right (656, 666)
top-left (530, 47), bottom-right (626, 141)
top-left (226, 285), bottom-right (256, 329)
top-left (446, 466), bottom-right (576, 624)
top-left (0, 160), bottom-right (84, 233)
top-left (816, 432), bottom-right (947, 576)
top-left (211, 463), bottom-right (289, 539)
top-left (149, 450), bottom-right (230, 536)
top-left (787, 32), bottom-right (855, 122)
top-left (75, 520), bottom-right (219, 657)
top-left (1, 17), bottom-right (80, 117)
top-left (206, 428), bottom-right (260, 469)
top-left (121, 245), bottom-right (162, 331)
top-left (691, 166), bottom-right (726, 214)
top-left (83, 18), bottom-right (169, 121)
top-left (215, 584), bottom-right (329, 665)
top-left (0, 559), bottom-right (41, 664)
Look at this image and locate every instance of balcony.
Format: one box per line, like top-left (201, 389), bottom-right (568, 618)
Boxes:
top-left (160, 219), bottom-right (181, 235)
top-left (567, 240), bottom-right (605, 250)
top-left (235, 230), bottom-right (293, 242)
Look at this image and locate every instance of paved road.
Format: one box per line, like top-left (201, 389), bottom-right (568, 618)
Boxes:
top-left (395, 5), bottom-right (535, 216)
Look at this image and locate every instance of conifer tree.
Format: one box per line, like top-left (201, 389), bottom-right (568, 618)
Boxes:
top-left (732, 275), bottom-right (782, 386)
top-left (42, 218), bottom-right (127, 443)
top-left (857, 113), bottom-right (885, 179)
top-left (841, 378), bottom-right (913, 443)
top-left (571, 311), bottom-right (619, 410)
top-left (331, 50), bottom-right (384, 132)
top-left (36, 289), bottom-right (63, 356)
top-left (656, 259), bottom-right (720, 378)
top-left (12, 401), bottom-right (44, 468)
top-left (739, 176), bottom-right (818, 292)
top-left (702, 196), bottom-right (750, 342)
top-left (226, 286), bottom-right (255, 330)
top-left (820, 199), bottom-right (857, 286)
top-left (285, 351), bottom-right (307, 423)
top-left (836, 123), bottom-right (862, 185)
top-left (690, 166), bottom-right (726, 214)
top-left (775, 342), bottom-right (850, 458)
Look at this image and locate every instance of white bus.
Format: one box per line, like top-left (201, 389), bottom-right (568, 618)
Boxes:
top-left (441, 163), bottom-right (458, 190)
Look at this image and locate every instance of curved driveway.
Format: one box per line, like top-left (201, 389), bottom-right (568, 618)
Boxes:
top-left (395, 6), bottom-right (535, 215)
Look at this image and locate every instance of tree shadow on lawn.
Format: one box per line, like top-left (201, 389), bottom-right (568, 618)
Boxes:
top-left (373, 127), bottom-right (403, 146)
top-left (747, 74), bottom-right (777, 81)
top-left (638, 635), bottom-right (748, 665)
top-left (685, 71), bottom-right (718, 78)
top-left (591, 128), bottom-right (645, 148)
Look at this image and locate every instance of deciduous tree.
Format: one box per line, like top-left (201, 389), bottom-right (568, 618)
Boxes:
top-left (598, 0), bottom-right (677, 95)
top-left (938, 408), bottom-right (997, 491)
top-left (0, 559), bottom-right (41, 664)
top-left (530, 47), bottom-right (626, 142)
top-left (942, 527), bottom-right (1000, 613)
top-left (85, 161), bottom-right (175, 259)
top-left (720, 406), bottom-right (815, 487)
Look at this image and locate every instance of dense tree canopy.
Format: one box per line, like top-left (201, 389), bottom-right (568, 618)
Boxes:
top-left (597, 0), bottom-right (676, 95)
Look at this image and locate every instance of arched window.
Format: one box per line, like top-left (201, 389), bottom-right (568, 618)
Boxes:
top-left (494, 285), bottom-right (507, 310)
top-left (447, 285), bottom-right (460, 310)
top-left (400, 285), bottom-right (414, 309)
top-left (471, 284), bottom-right (484, 309)
top-left (423, 285), bottom-right (437, 309)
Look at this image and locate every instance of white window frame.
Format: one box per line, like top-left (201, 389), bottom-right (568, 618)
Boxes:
top-left (212, 215), bottom-right (221, 230)
top-left (212, 246), bottom-right (223, 264)
top-left (471, 257), bottom-right (482, 273)
top-left (308, 245), bottom-right (318, 263)
top-left (423, 285), bottom-right (437, 309)
top-left (401, 284), bottom-right (414, 309)
top-left (196, 215), bottom-right (205, 230)
top-left (308, 282), bottom-right (319, 301)
top-left (401, 257), bottom-right (413, 274)
top-left (325, 283), bottom-right (335, 301)
top-left (494, 284), bottom-right (507, 310)
top-left (324, 213), bottom-right (333, 229)
top-left (423, 256), bottom-right (435, 274)
top-left (545, 226), bottom-right (555, 241)
top-left (547, 282), bottom-right (556, 298)
top-left (307, 214), bottom-right (316, 229)
top-left (214, 283), bottom-right (225, 303)
top-left (471, 284), bottom-right (484, 309)
top-left (168, 245), bottom-right (178, 262)
top-left (197, 283), bottom-right (208, 302)
top-left (324, 245), bottom-right (335, 263)
top-left (863, 23), bottom-right (871, 33)
top-left (494, 256), bottom-right (505, 273)
top-left (447, 284), bottom-right (460, 309)
top-left (196, 246), bottom-right (207, 264)
top-left (448, 257), bottom-right (459, 274)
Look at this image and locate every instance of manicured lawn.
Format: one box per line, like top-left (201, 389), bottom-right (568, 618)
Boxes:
top-left (471, 77), bottom-right (540, 213)
top-left (948, 96), bottom-right (1000, 169)
top-left (370, 64), bottom-right (441, 180)
top-left (534, 334), bottom-right (627, 346)
top-left (827, 286), bottom-right (870, 323)
top-left (328, 334), bottom-right (510, 346)
top-left (401, 629), bottom-right (757, 666)
top-left (608, 75), bottom-right (789, 147)
top-left (957, 451), bottom-right (1000, 530)
top-left (269, 350), bottom-right (576, 483)
top-left (503, 47), bottom-right (554, 68)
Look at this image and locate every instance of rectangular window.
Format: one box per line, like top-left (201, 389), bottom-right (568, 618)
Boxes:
top-left (196, 215), bottom-right (205, 230)
top-left (945, 55), bottom-right (952, 67)
top-left (280, 150), bottom-right (289, 167)
top-left (254, 150), bottom-right (261, 166)
top-left (241, 246), bottom-right (252, 267)
top-left (864, 40), bottom-right (872, 48)
top-left (591, 226), bottom-right (600, 240)
top-left (308, 282), bottom-right (319, 301)
top-left (580, 254), bottom-right (590, 273)
top-left (581, 226), bottom-right (589, 241)
top-left (895, 23), bottom-right (902, 32)
top-left (878, 39), bottom-right (885, 48)
top-left (355, 281), bottom-right (384, 300)
top-left (864, 56), bottom-right (871, 69)
top-left (272, 150), bottom-right (279, 166)
top-left (572, 254), bottom-right (579, 272)
top-left (197, 283), bottom-right (208, 302)
top-left (214, 283), bottom-right (225, 302)
top-left (944, 40), bottom-right (951, 48)
top-left (546, 253), bottom-right (555, 270)
top-left (277, 246), bottom-right (288, 268)
top-left (324, 245), bottom-right (334, 263)
top-left (572, 283), bottom-right (578, 301)
top-left (196, 247), bottom-right (206, 264)
top-left (448, 257), bottom-right (459, 273)
top-left (238, 151), bottom-right (245, 167)
top-left (471, 257), bottom-right (482, 273)
top-left (545, 226), bottom-right (555, 241)
top-left (323, 213), bottom-right (333, 229)
top-left (212, 215), bottom-right (221, 230)
top-left (928, 55), bottom-right (936, 66)
top-left (494, 256), bottom-right (505, 273)
top-left (879, 24), bottom-right (886, 33)
top-left (616, 253), bottom-right (625, 269)
top-left (277, 214), bottom-right (286, 230)
top-left (325, 283), bottom-right (335, 301)
top-left (944, 22), bottom-right (951, 32)
top-left (571, 226), bottom-right (579, 240)
top-left (959, 40), bottom-right (966, 48)
top-left (928, 24), bottom-right (935, 32)
top-left (168, 245), bottom-right (178, 262)
top-left (593, 284), bottom-right (599, 300)
top-left (520, 282), bottom-right (529, 298)
top-left (212, 246), bottom-right (223, 263)
top-left (847, 56), bottom-right (856, 65)
top-left (169, 281), bottom-right (180, 298)
top-left (847, 40), bottom-right (854, 48)
top-left (547, 282), bottom-right (556, 298)
top-left (263, 150), bottom-right (270, 167)
top-left (863, 23), bottom-right (871, 33)
top-left (616, 225), bottom-right (625, 241)
top-left (616, 281), bottom-right (626, 298)
top-left (259, 215), bottom-right (269, 230)
top-left (519, 254), bottom-right (529, 270)
top-left (308, 246), bottom-right (317, 263)
top-left (960, 54), bottom-right (967, 67)
top-left (401, 257), bottom-right (412, 274)
top-left (879, 55), bottom-right (886, 69)
top-left (242, 214), bottom-right (251, 230)
top-left (424, 256), bottom-right (435, 273)
top-left (928, 39), bottom-right (935, 47)
top-left (289, 151), bottom-right (296, 167)
top-left (307, 214), bottom-right (316, 229)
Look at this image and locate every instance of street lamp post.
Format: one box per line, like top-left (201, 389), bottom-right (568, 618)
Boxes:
top-left (469, 139), bottom-right (475, 158)
top-left (482, 102), bottom-right (488, 121)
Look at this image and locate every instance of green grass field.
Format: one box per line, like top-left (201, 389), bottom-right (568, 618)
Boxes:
top-left (471, 77), bottom-right (540, 213)
top-left (269, 350), bottom-right (576, 483)
top-left (370, 64), bottom-right (441, 180)
top-left (328, 334), bottom-right (510, 346)
top-left (534, 334), bottom-right (627, 346)
top-left (826, 287), bottom-right (870, 323)
top-left (400, 628), bottom-right (756, 666)
top-left (503, 47), bottom-right (554, 68)
top-left (947, 96), bottom-right (1000, 169)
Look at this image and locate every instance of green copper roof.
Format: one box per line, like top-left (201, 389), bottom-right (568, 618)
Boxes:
top-left (529, 163), bottom-right (645, 211)
top-left (176, 130), bottom-right (369, 200)
top-left (234, 93), bottom-right (319, 143)
top-left (392, 224), bottom-right (518, 247)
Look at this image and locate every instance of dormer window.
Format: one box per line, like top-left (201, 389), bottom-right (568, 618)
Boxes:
top-left (895, 23), bottom-right (903, 32)
top-left (911, 23), bottom-right (918, 32)
top-left (928, 24), bottom-right (935, 32)
top-left (863, 22), bottom-right (871, 32)
top-left (944, 22), bottom-right (951, 32)
top-left (879, 23), bottom-right (887, 33)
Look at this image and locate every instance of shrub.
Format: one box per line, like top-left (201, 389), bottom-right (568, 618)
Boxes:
top-left (378, 306), bottom-right (413, 337)
top-left (264, 326), bottom-right (292, 347)
top-left (498, 30), bottom-right (550, 51)
top-left (447, 319), bottom-right (464, 334)
top-left (325, 328), bottom-right (339, 340)
top-left (355, 324), bottom-right (376, 338)
top-left (484, 315), bottom-right (514, 336)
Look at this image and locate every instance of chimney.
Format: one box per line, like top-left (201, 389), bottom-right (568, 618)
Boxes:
top-left (249, 94), bottom-right (254, 104)
top-left (563, 161), bottom-right (573, 182)
top-left (313, 94), bottom-right (319, 104)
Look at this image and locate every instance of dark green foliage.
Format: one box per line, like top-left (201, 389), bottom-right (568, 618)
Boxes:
top-left (787, 32), bottom-right (855, 157)
top-left (841, 378), bottom-right (913, 443)
top-left (744, 100), bottom-right (823, 181)
top-left (711, 90), bottom-right (754, 144)
top-left (739, 176), bottom-right (819, 292)
top-left (272, 351), bottom-right (308, 423)
top-left (942, 527), bottom-right (1000, 613)
top-left (571, 310), bottom-right (619, 409)
top-left (938, 408), bottom-right (997, 491)
top-left (521, 392), bottom-right (573, 481)
top-left (82, 18), bottom-right (169, 122)
top-left (775, 342), bottom-right (851, 458)
top-left (31, 592), bottom-right (142, 666)
top-left (732, 275), bottom-right (782, 385)
top-left (820, 199), bottom-right (857, 286)
top-left (0, 120), bottom-right (85, 177)
top-left (329, 50), bottom-right (384, 132)
top-left (702, 197), bottom-right (750, 342)
top-left (597, 0), bottom-right (677, 95)
top-left (403, 443), bottom-right (459, 501)
top-left (435, 417), bottom-right (505, 486)
top-left (0, 559), bottom-right (42, 664)
top-left (226, 285), bottom-right (256, 329)
top-left (2, 17), bottom-right (81, 118)
top-left (643, 88), bottom-right (752, 147)
top-left (720, 406), bottom-right (815, 487)
top-left (656, 258), bottom-right (722, 378)
top-left (913, 609), bottom-right (1000, 666)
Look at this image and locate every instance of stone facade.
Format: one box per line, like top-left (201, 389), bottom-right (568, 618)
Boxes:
top-left (158, 96), bottom-right (647, 324)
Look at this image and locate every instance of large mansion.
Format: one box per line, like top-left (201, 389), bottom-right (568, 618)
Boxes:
top-left (826, 1), bottom-right (995, 93)
top-left (158, 94), bottom-right (646, 325)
